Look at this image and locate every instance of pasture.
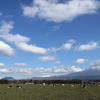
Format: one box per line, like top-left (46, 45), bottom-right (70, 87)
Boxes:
top-left (0, 84), bottom-right (100, 100)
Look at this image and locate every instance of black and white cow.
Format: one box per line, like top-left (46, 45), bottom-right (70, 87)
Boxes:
top-left (7, 86), bottom-right (12, 88)
top-left (16, 85), bottom-right (22, 88)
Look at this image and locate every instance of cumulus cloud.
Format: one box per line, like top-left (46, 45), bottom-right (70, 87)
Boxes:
top-left (0, 68), bottom-right (12, 74)
top-left (0, 41), bottom-right (15, 56)
top-left (66, 66), bottom-right (83, 72)
top-left (0, 63), bottom-right (5, 66)
top-left (76, 42), bottom-right (99, 51)
top-left (50, 39), bottom-right (76, 52)
top-left (0, 21), bottom-right (13, 34)
top-left (38, 56), bottom-right (56, 61)
top-left (0, 21), bottom-right (30, 43)
top-left (0, 21), bottom-right (76, 55)
top-left (1, 33), bottom-right (30, 44)
top-left (16, 39), bottom-right (75, 55)
top-left (16, 42), bottom-right (49, 54)
top-left (0, 21), bottom-right (50, 55)
top-left (89, 60), bottom-right (100, 70)
top-left (73, 58), bottom-right (88, 64)
top-left (0, 67), bottom-right (32, 74)
top-left (0, 65), bottom-right (83, 77)
top-left (13, 63), bottom-right (28, 66)
top-left (61, 39), bottom-right (75, 50)
top-left (22, 0), bottom-right (100, 22)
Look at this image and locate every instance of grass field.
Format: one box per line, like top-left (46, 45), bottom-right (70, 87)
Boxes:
top-left (0, 84), bottom-right (100, 100)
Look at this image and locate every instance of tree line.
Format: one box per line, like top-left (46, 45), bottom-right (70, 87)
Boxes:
top-left (0, 79), bottom-right (82, 84)
top-left (1, 79), bottom-right (100, 84)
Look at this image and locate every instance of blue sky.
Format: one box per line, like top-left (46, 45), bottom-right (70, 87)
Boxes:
top-left (0, 0), bottom-right (100, 79)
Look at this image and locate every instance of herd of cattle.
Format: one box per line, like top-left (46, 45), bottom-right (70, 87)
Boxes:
top-left (7, 85), bottom-right (22, 88)
top-left (7, 81), bottom-right (100, 89)
top-left (6, 83), bottom-right (86, 89)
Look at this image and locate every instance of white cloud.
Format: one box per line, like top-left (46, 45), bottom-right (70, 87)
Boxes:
top-left (61, 39), bottom-right (76, 50)
top-left (67, 66), bottom-right (83, 72)
top-left (49, 47), bottom-right (59, 52)
top-left (50, 39), bottom-right (76, 52)
top-left (0, 21), bottom-right (76, 55)
top-left (73, 58), bottom-right (87, 64)
top-left (0, 68), bottom-right (12, 73)
top-left (13, 63), bottom-right (28, 66)
top-left (61, 43), bottom-right (73, 50)
top-left (76, 42), bottom-right (99, 51)
top-left (0, 21), bottom-right (13, 34)
top-left (42, 75), bottom-right (50, 77)
top-left (1, 33), bottom-right (30, 44)
top-left (0, 41), bottom-right (15, 56)
top-left (0, 67), bottom-right (31, 74)
top-left (0, 21), bottom-right (49, 55)
top-left (27, 65), bottom-right (83, 76)
top-left (0, 63), bottom-right (5, 66)
top-left (16, 42), bottom-right (48, 54)
top-left (0, 21), bottom-right (30, 43)
top-left (89, 60), bottom-right (100, 70)
top-left (38, 56), bottom-right (56, 61)
top-left (0, 65), bottom-right (83, 77)
top-left (22, 0), bottom-right (100, 22)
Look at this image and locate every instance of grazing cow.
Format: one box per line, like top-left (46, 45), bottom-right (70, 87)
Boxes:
top-left (43, 83), bottom-right (45, 85)
top-left (69, 84), bottom-right (75, 87)
top-left (7, 86), bottom-right (12, 88)
top-left (16, 85), bottom-right (22, 88)
top-left (83, 84), bottom-right (87, 88)
top-left (62, 84), bottom-right (65, 86)
top-left (82, 82), bottom-right (87, 88)
top-left (53, 84), bottom-right (57, 87)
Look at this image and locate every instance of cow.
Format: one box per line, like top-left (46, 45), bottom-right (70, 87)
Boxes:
top-left (82, 82), bottom-right (87, 88)
top-left (62, 84), bottom-right (65, 86)
top-left (7, 86), bottom-right (12, 88)
top-left (43, 83), bottom-right (45, 85)
top-left (53, 84), bottom-right (57, 87)
top-left (69, 84), bottom-right (75, 87)
top-left (16, 85), bottom-right (22, 88)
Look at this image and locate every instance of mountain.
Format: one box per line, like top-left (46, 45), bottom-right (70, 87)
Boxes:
top-left (1, 77), bottom-right (15, 80)
top-left (48, 69), bottom-right (100, 80)
top-left (31, 69), bottom-right (100, 80)
top-left (31, 77), bottom-right (44, 80)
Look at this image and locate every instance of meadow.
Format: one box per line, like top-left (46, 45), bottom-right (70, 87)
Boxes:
top-left (0, 84), bottom-right (100, 100)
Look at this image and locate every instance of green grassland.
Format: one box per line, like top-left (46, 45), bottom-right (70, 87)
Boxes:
top-left (0, 84), bottom-right (100, 100)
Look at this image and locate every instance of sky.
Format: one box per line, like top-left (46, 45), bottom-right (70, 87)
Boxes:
top-left (0, 0), bottom-right (100, 79)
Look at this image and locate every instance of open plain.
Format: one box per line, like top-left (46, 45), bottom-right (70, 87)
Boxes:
top-left (0, 84), bottom-right (100, 100)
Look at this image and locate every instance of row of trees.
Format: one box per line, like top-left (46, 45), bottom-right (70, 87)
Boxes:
top-left (0, 79), bottom-right (82, 84)
top-left (0, 80), bottom-right (9, 84)
top-left (1, 79), bottom-right (100, 84)
top-left (34, 79), bottom-right (82, 84)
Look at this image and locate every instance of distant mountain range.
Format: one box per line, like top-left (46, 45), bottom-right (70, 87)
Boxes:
top-left (31, 69), bottom-right (100, 80)
top-left (1, 77), bottom-right (15, 80)
top-left (52, 69), bottom-right (100, 80)
top-left (1, 69), bottom-right (100, 81)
